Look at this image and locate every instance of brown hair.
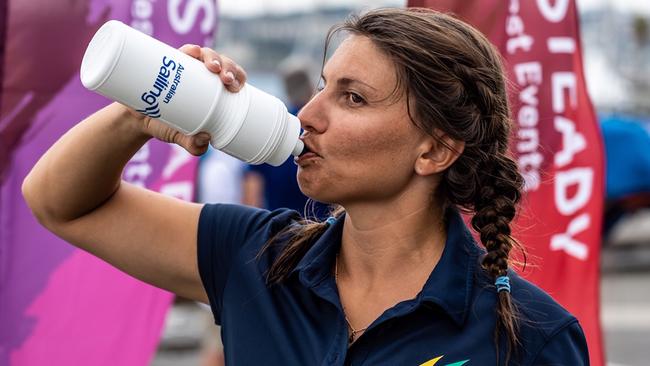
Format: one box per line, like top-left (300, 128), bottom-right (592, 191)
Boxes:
top-left (262, 7), bottom-right (525, 363)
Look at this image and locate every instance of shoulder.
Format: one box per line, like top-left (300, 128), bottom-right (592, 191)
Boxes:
top-left (507, 272), bottom-right (577, 337)
top-left (199, 203), bottom-right (300, 245)
top-left (198, 203), bottom-right (302, 277)
top-left (197, 204), bottom-right (303, 322)
top-left (468, 251), bottom-right (578, 339)
top-left (471, 266), bottom-right (580, 337)
top-left (508, 272), bottom-right (589, 364)
top-left (470, 265), bottom-right (588, 364)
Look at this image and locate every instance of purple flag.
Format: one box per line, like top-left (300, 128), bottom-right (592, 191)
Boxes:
top-left (0, 1), bottom-right (217, 364)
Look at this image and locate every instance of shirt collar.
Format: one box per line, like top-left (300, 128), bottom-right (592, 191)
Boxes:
top-left (418, 208), bottom-right (479, 327)
top-left (291, 215), bottom-right (344, 286)
top-left (291, 208), bottom-right (478, 327)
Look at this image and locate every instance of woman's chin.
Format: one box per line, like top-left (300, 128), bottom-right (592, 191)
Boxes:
top-left (297, 178), bottom-right (332, 204)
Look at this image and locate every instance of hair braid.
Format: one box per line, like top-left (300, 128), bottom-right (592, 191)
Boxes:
top-left (471, 154), bottom-right (524, 364)
top-left (442, 55), bottom-right (525, 365)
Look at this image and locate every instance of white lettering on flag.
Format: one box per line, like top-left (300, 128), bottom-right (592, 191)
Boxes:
top-left (168, 0), bottom-right (216, 34)
top-left (550, 213), bottom-right (590, 260)
top-left (548, 37), bottom-right (576, 53)
top-left (124, 143), bottom-right (152, 187)
top-left (163, 144), bottom-right (192, 179)
top-left (552, 72), bottom-right (578, 114)
top-left (536, 0), bottom-right (569, 23)
top-left (554, 116), bottom-right (586, 168)
top-left (131, 0), bottom-right (155, 35)
top-left (514, 62), bottom-right (543, 85)
top-left (555, 167), bottom-right (593, 216)
top-left (513, 62), bottom-right (544, 192)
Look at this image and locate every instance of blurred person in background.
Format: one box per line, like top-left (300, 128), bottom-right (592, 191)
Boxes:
top-left (22, 8), bottom-right (589, 365)
top-left (242, 62), bottom-right (325, 217)
top-left (199, 147), bottom-right (246, 206)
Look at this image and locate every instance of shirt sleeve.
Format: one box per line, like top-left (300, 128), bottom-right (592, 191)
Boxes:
top-left (529, 320), bottom-right (590, 366)
top-left (197, 203), bottom-right (295, 324)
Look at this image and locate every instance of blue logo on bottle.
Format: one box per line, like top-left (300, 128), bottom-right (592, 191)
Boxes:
top-left (136, 56), bottom-right (185, 118)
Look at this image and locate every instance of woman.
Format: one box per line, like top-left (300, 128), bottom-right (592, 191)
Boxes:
top-left (23, 8), bottom-right (589, 365)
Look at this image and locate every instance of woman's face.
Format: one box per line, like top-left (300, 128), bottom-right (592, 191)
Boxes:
top-left (296, 35), bottom-right (432, 205)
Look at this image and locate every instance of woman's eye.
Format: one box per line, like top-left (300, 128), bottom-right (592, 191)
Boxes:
top-left (347, 92), bottom-right (365, 106)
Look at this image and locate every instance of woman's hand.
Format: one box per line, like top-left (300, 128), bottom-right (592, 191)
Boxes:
top-left (128, 44), bottom-right (248, 156)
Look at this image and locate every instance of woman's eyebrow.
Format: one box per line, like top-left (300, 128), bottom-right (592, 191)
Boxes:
top-left (339, 77), bottom-right (378, 91)
top-left (320, 74), bottom-right (378, 91)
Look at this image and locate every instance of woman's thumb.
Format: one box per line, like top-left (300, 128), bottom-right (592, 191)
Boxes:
top-left (184, 132), bottom-right (211, 156)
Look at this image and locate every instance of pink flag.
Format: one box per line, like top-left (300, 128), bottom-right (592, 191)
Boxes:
top-left (409, 1), bottom-right (605, 365)
top-left (0, 1), bottom-right (218, 364)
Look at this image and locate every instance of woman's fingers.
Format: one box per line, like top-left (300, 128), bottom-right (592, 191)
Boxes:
top-left (174, 130), bottom-right (212, 156)
top-left (234, 64), bottom-right (248, 88)
top-left (198, 47), bottom-right (244, 91)
top-left (200, 47), bottom-right (222, 73)
top-left (187, 132), bottom-right (212, 156)
top-left (179, 44), bottom-right (201, 59)
top-left (179, 45), bottom-right (245, 93)
top-left (223, 69), bottom-right (239, 90)
top-left (219, 57), bottom-right (245, 92)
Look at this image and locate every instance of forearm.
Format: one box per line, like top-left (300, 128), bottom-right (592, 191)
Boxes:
top-left (23, 102), bottom-right (151, 223)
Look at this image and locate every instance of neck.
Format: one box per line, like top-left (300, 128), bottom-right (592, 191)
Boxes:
top-left (338, 193), bottom-right (447, 287)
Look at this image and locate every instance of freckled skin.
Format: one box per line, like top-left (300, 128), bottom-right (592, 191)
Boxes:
top-left (296, 36), bottom-right (429, 206)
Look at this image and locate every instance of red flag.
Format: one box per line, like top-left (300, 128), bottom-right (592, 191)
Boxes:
top-left (408, 1), bottom-right (605, 365)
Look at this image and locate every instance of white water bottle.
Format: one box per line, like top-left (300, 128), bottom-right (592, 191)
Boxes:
top-left (80, 20), bottom-right (304, 166)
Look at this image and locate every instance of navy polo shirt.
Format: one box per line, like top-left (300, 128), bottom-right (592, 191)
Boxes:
top-left (198, 204), bottom-right (589, 365)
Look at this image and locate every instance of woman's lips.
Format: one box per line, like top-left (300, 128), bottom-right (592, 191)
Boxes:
top-left (297, 140), bottom-right (321, 162)
top-left (299, 144), bottom-right (312, 156)
top-left (295, 151), bottom-right (320, 165)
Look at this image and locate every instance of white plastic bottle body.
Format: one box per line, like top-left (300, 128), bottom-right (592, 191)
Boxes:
top-left (80, 20), bottom-right (303, 166)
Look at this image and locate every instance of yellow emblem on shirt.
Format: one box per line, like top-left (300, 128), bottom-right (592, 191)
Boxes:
top-left (419, 355), bottom-right (469, 366)
top-left (419, 356), bottom-right (443, 366)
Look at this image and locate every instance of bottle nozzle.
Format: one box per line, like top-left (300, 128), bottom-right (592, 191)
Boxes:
top-left (292, 139), bottom-right (305, 156)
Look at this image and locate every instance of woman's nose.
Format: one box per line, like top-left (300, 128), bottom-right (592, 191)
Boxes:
top-left (297, 92), bottom-right (327, 134)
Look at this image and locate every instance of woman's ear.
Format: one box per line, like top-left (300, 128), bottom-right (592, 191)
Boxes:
top-left (414, 132), bottom-right (465, 176)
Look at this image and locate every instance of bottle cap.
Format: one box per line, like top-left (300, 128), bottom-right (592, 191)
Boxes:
top-left (265, 113), bottom-right (303, 166)
top-left (80, 20), bottom-right (126, 91)
top-left (292, 137), bottom-right (305, 156)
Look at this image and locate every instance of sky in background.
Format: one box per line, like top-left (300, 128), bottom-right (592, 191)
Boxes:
top-left (219, 0), bottom-right (650, 17)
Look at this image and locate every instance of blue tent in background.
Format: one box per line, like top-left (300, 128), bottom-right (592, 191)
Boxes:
top-left (600, 114), bottom-right (650, 234)
top-left (600, 114), bottom-right (650, 200)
